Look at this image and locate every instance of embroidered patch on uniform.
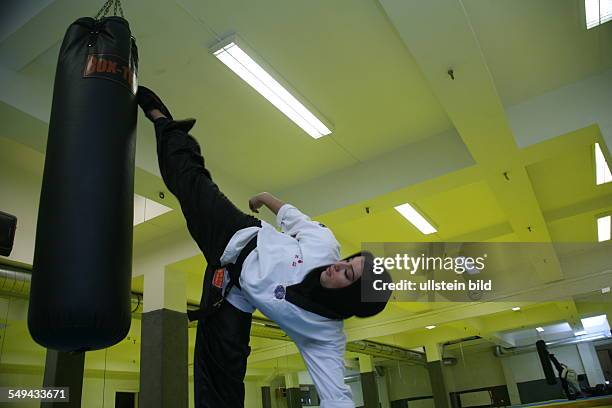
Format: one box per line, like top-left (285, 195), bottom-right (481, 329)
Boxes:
top-left (274, 285), bottom-right (286, 300)
top-left (212, 268), bottom-right (225, 288)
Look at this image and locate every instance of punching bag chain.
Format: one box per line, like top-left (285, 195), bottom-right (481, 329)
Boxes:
top-left (95, 0), bottom-right (125, 20)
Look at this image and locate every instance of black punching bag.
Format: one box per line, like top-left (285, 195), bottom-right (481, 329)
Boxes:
top-left (536, 340), bottom-right (557, 385)
top-left (28, 16), bottom-right (138, 352)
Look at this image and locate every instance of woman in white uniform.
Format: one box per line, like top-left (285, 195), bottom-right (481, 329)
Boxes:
top-left (137, 86), bottom-right (392, 408)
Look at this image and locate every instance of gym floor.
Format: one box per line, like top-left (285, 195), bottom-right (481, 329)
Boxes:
top-left (516, 395), bottom-right (612, 407)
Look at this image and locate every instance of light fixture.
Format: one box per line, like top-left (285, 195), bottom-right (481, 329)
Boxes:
top-left (536, 327), bottom-right (544, 333)
top-left (597, 215), bottom-right (611, 242)
top-left (394, 203), bottom-right (437, 235)
top-left (585, 0), bottom-right (612, 29)
top-left (574, 330), bottom-right (587, 336)
top-left (602, 287), bottom-right (611, 294)
top-left (595, 143), bottom-right (612, 185)
top-left (511, 307), bottom-right (521, 311)
top-left (425, 325), bottom-right (436, 330)
top-left (210, 35), bottom-right (332, 139)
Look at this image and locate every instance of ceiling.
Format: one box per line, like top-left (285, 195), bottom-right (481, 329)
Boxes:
top-left (1, 0), bottom-right (612, 381)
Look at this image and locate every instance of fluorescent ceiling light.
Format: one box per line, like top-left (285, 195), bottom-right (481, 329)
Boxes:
top-left (211, 36), bottom-right (332, 139)
top-left (536, 327), bottom-right (544, 333)
top-left (595, 143), bottom-right (612, 185)
top-left (133, 194), bottom-right (172, 226)
top-left (511, 307), bottom-right (521, 311)
top-left (425, 325), bottom-right (436, 330)
top-left (602, 287), bottom-right (611, 294)
top-left (585, 0), bottom-right (612, 29)
top-left (394, 203), bottom-right (437, 235)
top-left (597, 215), bottom-right (611, 242)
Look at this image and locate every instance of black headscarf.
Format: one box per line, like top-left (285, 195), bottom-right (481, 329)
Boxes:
top-left (285, 251), bottom-right (392, 320)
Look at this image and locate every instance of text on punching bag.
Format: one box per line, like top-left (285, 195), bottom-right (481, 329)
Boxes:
top-left (83, 54), bottom-right (136, 94)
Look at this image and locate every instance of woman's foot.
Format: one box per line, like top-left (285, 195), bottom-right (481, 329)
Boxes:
top-left (137, 86), bottom-right (173, 121)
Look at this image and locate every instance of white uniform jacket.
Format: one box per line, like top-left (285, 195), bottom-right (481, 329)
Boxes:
top-left (220, 204), bottom-right (354, 408)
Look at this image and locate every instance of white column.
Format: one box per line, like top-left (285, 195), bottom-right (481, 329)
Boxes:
top-left (500, 358), bottom-right (521, 405)
top-left (143, 266), bottom-right (187, 313)
top-left (577, 342), bottom-right (606, 387)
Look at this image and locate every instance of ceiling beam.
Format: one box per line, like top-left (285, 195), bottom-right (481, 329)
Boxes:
top-left (275, 129), bottom-right (475, 217)
top-left (378, 0), bottom-right (561, 283)
top-left (0, 0), bottom-right (55, 43)
top-left (0, 0), bottom-right (91, 71)
top-left (555, 299), bottom-right (585, 335)
top-left (507, 69), bottom-right (612, 154)
top-left (317, 164), bottom-right (482, 228)
top-left (543, 190), bottom-right (612, 223)
top-left (0, 67), bottom-right (50, 124)
top-left (520, 125), bottom-right (601, 166)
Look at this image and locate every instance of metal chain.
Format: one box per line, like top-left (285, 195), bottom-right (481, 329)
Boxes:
top-left (117, 0), bottom-right (125, 18)
top-left (94, 0), bottom-right (112, 19)
top-left (95, 0), bottom-right (125, 20)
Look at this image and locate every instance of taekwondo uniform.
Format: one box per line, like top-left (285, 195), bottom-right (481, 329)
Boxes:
top-left (154, 117), bottom-right (386, 408)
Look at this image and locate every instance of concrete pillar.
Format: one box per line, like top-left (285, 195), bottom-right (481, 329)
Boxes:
top-left (261, 386), bottom-right (272, 408)
top-left (359, 355), bottom-right (380, 408)
top-left (425, 343), bottom-right (450, 408)
top-left (577, 342), bottom-right (606, 387)
top-left (377, 366), bottom-right (391, 408)
top-left (41, 350), bottom-right (85, 408)
top-left (139, 267), bottom-right (187, 408)
top-left (425, 342), bottom-right (443, 362)
top-left (500, 357), bottom-right (521, 405)
top-left (285, 372), bottom-right (302, 408)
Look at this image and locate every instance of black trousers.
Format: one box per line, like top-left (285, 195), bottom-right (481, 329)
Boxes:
top-left (154, 118), bottom-right (260, 408)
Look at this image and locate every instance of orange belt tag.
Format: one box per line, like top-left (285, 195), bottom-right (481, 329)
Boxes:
top-left (212, 268), bottom-right (225, 288)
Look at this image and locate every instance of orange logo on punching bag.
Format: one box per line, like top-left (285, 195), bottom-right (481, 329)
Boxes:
top-left (83, 54), bottom-right (137, 94)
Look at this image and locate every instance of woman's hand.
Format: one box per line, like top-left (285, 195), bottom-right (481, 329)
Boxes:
top-left (248, 192), bottom-right (285, 215)
top-left (248, 192), bottom-right (268, 213)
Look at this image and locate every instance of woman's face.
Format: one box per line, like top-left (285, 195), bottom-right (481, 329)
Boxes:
top-left (319, 256), bottom-right (364, 289)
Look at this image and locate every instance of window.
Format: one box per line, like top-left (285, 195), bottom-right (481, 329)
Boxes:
top-left (585, 0), bottom-right (612, 29)
top-left (133, 194), bottom-right (172, 226)
top-left (594, 143), bottom-right (612, 185)
top-left (597, 215), bottom-right (611, 242)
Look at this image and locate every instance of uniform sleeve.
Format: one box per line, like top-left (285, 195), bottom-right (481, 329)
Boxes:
top-left (298, 338), bottom-right (354, 408)
top-left (276, 204), bottom-right (340, 249)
